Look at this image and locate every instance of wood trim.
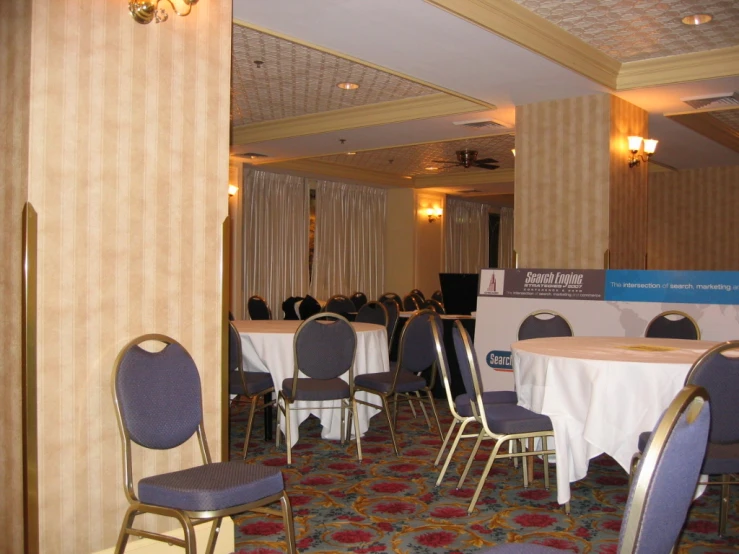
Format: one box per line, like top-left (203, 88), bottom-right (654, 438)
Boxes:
top-left (618, 46), bottom-right (739, 90)
top-left (231, 93), bottom-right (487, 144)
top-left (414, 168), bottom-right (515, 187)
top-left (232, 19), bottom-right (495, 110)
top-left (260, 159), bottom-right (411, 187)
top-left (221, 216), bottom-right (231, 463)
top-left (665, 112), bottom-right (739, 154)
top-left (424, 0), bottom-right (620, 89)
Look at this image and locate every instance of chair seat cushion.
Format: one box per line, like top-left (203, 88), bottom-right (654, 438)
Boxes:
top-left (229, 370), bottom-right (274, 396)
top-left (138, 461), bottom-right (284, 511)
top-left (355, 370), bottom-right (426, 394)
top-left (281, 377), bottom-right (350, 401)
top-left (483, 403), bottom-right (553, 435)
top-left (701, 441), bottom-right (739, 475)
top-left (455, 391), bottom-right (518, 415)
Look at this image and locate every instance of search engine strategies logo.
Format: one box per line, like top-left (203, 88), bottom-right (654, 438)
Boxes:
top-left (487, 350), bottom-right (512, 371)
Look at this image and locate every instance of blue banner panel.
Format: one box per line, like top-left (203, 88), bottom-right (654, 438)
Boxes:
top-left (605, 270), bottom-right (739, 305)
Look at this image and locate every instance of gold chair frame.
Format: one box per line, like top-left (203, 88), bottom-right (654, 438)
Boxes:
top-left (112, 334), bottom-right (295, 554)
top-left (644, 309), bottom-right (701, 339)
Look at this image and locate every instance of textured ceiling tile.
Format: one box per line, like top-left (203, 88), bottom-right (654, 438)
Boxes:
top-left (316, 135), bottom-right (516, 176)
top-left (231, 25), bottom-right (438, 126)
top-left (512, 0), bottom-right (739, 62)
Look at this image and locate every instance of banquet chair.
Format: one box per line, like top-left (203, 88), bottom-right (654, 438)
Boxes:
top-left (112, 334), bottom-right (296, 554)
top-left (351, 291), bottom-right (368, 310)
top-left (324, 294), bottom-right (357, 317)
top-left (402, 294), bottom-right (421, 311)
top-left (379, 297), bottom-right (400, 348)
top-left (247, 295), bottom-right (272, 320)
top-left (645, 310), bottom-right (700, 340)
top-left (356, 301), bottom-right (389, 329)
top-left (631, 339), bottom-right (739, 536)
top-left (432, 320), bottom-right (518, 486)
top-left (424, 298), bottom-right (446, 314)
top-left (275, 313), bottom-right (362, 466)
top-left (431, 289), bottom-right (444, 304)
top-left (517, 310), bottom-right (573, 340)
top-left (354, 309), bottom-right (443, 456)
top-left (453, 320), bottom-right (556, 513)
top-left (480, 385), bottom-right (711, 554)
top-left (410, 288), bottom-right (425, 301)
top-left (378, 291), bottom-right (403, 308)
top-left (228, 321), bottom-right (275, 458)
top-left (281, 296), bottom-right (302, 320)
top-left (297, 294), bottom-right (322, 319)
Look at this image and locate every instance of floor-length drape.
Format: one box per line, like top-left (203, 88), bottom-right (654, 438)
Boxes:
top-left (242, 169), bottom-right (309, 319)
top-left (444, 196), bottom-right (489, 273)
top-left (310, 180), bottom-right (386, 301)
top-left (498, 206), bottom-right (515, 268)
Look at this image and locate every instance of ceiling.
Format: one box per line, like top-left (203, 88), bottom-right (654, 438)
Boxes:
top-left (230, 0), bottom-right (739, 204)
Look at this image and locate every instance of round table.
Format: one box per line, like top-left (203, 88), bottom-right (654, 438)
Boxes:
top-left (233, 320), bottom-right (388, 446)
top-left (512, 336), bottom-right (718, 505)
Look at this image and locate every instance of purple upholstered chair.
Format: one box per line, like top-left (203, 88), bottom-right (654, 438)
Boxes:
top-left (113, 334), bottom-right (295, 554)
top-left (355, 301), bottom-right (389, 328)
top-left (481, 385), bottom-right (711, 554)
top-left (644, 310), bottom-right (700, 340)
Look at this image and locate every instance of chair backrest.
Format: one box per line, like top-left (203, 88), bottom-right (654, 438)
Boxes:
top-left (431, 316), bottom-right (460, 417)
top-left (282, 296), bottom-right (303, 320)
top-left (618, 385), bottom-right (710, 554)
top-left (423, 298), bottom-right (446, 314)
top-left (431, 289), bottom-right (443, 303)
top-left (113, 334), bottom-right (204, 450)
top-left (452, 320), bottom-right (484, 411)
top-left (645, 310), bottom-right (700, 340)
top-left (380, 298), bottom-right (400, 346)
top-left (325, 294), bottom-right (356, 316)
top-left (685, 340), bottom-right (739, 443)
top-left (247, 295), bottom-right (272, 320)
top-left (517, 310), bottom-right (573, 340)
top-left (410, 288), bottom-right (425, 301)
top-left (350, 291), bottom-right (368, 310)
top-left (355, 301), bottom-right (388, 328)
top-left (396, 309), bottom-right (441, 375)
top-left (298, 295), bottom-right (322, 319)
top-left (293, 313), bottom-right (357, 380)
top-left (402, 294), bottom-right (421, 311)
top-left (378, 292), bottom-right (403, 307)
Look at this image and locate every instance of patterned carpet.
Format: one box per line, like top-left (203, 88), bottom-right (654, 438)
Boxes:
top-left (230, 400), bottom-right (738, 553)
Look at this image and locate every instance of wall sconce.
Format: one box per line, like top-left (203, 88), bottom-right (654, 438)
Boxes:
top-left (129, 0), bottom-right (199, 24)
top-left (627, 136), bottom-right (658, 168)
top-left (426, 207), bottom-right (443, 223)
top-left (228, 184), bottom-right (239, 196)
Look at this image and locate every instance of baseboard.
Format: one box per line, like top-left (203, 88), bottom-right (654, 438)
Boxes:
top-left (92, 517), bottom-right (234, 554)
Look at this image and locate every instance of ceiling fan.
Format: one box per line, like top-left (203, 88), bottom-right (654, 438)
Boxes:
top-left (433, 149), bottom-right (499, 170)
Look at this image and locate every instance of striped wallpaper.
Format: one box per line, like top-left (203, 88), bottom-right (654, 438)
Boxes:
top-left (18, 0), bottom-right (232, 552)
top-left (648, 167), bottom-right (739, 270)
top-left (0, 2), bottom-right (32, 553)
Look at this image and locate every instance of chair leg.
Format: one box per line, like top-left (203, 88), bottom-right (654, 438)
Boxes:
top-left (275, 395), bottom-right (283, 449)
top-left (458, 430), bottom-right (485, 489)
top-left (285, 401), bottom-right (293, 466)
top-left (424, 390), bottom-right (443, 440)
top-left (114, 506), bottom-right (139, 553)
top-left (435, 419), bottom-right (458, 467)
top-left (242, 395), bottom-right (259, 459)
top-left (468, 438), bottom-right (506, 514)
top-left (352, 398), bottom-right (363, 462)
top-left (436, 418), bottom-right (473, 487)
top-left (416, 391), bottom-right (433, 429)
top-left (382, 395), bottom-right (401, 456)
top-left (719, 475), bottom-right (730, 537)
top-left (204, 517), bottom-right (222, 554)
top-left (527, 437), bottom-right (535, 483)
top-left (280, 491), bottom-right (297, 554)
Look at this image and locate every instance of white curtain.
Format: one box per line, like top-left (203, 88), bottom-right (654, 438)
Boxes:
top-left (444, 196), bottom-right (490, 273)
top-left (498, 207), bottom-right (515, 268)
top-left (310, 180), bottom-right (386, 301)
top-left (242, 169), bottom-right (309, 319)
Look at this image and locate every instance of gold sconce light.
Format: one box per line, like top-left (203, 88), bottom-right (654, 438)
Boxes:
top-left (129, 0), bottom-right (199, 24)
top-left (627, 136), bottom-right (658, 168)
top-left (228, 184), bottom-right (239, 197)
top-left (426, 207), bottom-right (443, 223)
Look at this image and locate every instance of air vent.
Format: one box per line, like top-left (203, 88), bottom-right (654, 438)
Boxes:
top-left (458, 189), bottom-right (482, 194)
top-left (236, 152), bottom-right (268, 159)
top-left (452, 118), bottom-right (506, 129)
top-left (682, 92), bottom-right (739, 110)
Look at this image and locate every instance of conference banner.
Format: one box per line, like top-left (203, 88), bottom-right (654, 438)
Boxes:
top-left (474, 268), bottom-right (739, 391)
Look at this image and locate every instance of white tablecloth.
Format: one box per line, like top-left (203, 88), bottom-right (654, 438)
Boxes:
top-left (512, 336), bottom-right (718, 505)
top-left (233, 320), bottom-right (387, 446)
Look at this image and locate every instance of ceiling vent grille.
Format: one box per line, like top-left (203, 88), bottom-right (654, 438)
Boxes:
top-left (236, 152), bottom-right (268, 159)
top-left (452, 118), bottom-right (506, 129)
top-left (682, 92), bottom-right (739, 110)
top-left (458, 189), bottom-right (482, 194)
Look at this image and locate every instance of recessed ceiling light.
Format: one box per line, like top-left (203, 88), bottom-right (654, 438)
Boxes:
top-left (403, 176), bottom-right (413, 179)
top-left (346, 152), bottom-right (356, 155)
top-left (425, 166), bottom-right (439, 171)
top-left (682, 13), bottom-right (712, 25)
top-left (337, 82), bottom-right (359, 90)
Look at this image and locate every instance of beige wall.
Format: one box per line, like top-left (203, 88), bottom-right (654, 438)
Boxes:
top-left (0, 2), bottom-right (32, 553)
top-left (414, 191), bottom-right (445, 297)
top-left (648, 166), bottom-right (739, 270)
top-left (15, 1), bottom-right (233, 552)
top-left (385, 188), bottom-right (416, 295)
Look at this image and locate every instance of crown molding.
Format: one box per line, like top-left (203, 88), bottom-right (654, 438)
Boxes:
top-left (618, 46), bottom-right (739, 90)
top-left (413, 168), bottom-right (515, 188)
top-left (424, 0), bottom-right (620, 89)
top-left (665, 112), bottom-right (739, 154)
top-left (231, 93), bottom-right (486, 145)
top-left (258, 159), bottom-right (411, 187)
top-left (233, 19), bottom-right (495, 110)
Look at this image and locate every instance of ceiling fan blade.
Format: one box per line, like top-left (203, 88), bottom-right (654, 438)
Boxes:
top-left (475, 158), bottom-right (499, 164)
top-left (475, 163), bottom-right (500, 170)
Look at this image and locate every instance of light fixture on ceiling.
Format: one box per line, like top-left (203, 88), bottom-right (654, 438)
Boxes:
top-left (337, 82), bottom-right (360, 90)
top-left (129, 0), bottom-right (199, 24)
top-left (681, 13), bottom-right (712, 25)
top-left (228, 184), bottom-right (239, 196)
top-left (425, 166), bottom-right (439, 171)
top-left (346, 152), bottom-right (357, 156)
top-left (627, 136), bottom-right (658, 168)
top-left (512, 149), bottom-right (516, 157)
top-left (426, 207), bottom-right (443, 223)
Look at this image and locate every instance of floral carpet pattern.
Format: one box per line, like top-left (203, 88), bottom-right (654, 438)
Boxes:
top-left (230, 401), bottom-right (738, 553)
